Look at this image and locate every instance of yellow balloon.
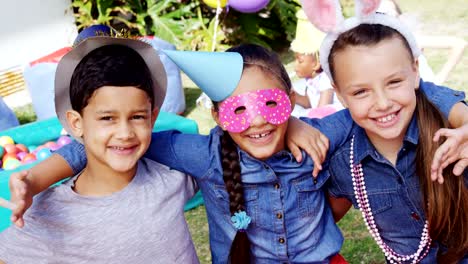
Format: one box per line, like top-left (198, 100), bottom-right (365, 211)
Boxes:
top-left (0, 136), bottom-right (14, 147)
top-left (203, 0), bottom-right (228, 8)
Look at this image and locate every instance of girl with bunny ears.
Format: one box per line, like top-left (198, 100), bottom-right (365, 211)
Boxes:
top-left (297, 0), bottom-right (468, 263)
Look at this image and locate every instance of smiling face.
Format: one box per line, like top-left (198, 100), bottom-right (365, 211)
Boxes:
top-left (332, 36), bottom-right (420, 147)
top-left (213, 67), bottom-right (294, 160)
top-left (67, 86), bottom-right (157, 175)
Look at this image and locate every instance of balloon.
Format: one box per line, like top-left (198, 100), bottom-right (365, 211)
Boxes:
top-left (229, 0), bottom-right (270, 13)
top-left (0, 146), bottom-right (3, 158)
top-left (3, 158), bottom-right (21, 170)
top-left (2, 153), bottom-right (17, 163)
top-left (36, 148), bottom-right (52, 161)
top-left (0, 136), bottom-right (14, 147)
top-left (22, 153), bottom-right (37, 164)
top-left (57, 135), bottom-right (72, 147)
top-left (203, 0), bottom-right (228, 8)
top-left (44, 141), bottom-right (60, 151)
top-left (15, 144), bottom-right (29, 153)
top-left (16, 151), bottom-right (28, 161)
top-left (3, 144), bottom-right (18, 155)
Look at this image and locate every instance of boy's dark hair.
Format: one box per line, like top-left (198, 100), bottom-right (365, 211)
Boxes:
top-left (69, 44), bottom-right (155, 112)
top-left (213, 43), bottom-right (293, 263)
top-left (329, 23), bottom-right (468, 262)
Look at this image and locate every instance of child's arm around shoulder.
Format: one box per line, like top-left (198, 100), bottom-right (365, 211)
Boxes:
top-left (286, 110), bottom-right (354, 171)
top-left (431, 103), bottom-right (468, 182)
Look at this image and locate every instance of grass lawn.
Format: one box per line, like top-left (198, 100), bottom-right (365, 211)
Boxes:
top-left (10, 0), bottom-right (466, 263)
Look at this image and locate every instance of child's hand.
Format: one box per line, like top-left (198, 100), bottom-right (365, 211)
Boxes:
top-left (431, 127), bottom-right (468, 183)
top-left (8, 170), bottom-right (33, 228)
top-left (287, 117), bottom-right (329, 177)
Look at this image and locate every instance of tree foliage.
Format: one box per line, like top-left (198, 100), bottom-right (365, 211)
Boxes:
top-left (71, 0), bottom-right (300, 51)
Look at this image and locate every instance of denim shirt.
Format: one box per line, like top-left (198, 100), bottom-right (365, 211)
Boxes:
top-left (57, 126), bottom-right (347, 263)
top-left (303, 81), bottom-right (468, 263)
top-left (57, 80), bottom-right (465, 263)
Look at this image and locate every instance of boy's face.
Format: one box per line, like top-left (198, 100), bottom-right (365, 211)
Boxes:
top-left (332, 36), bottom-right (420, 146)
top-left (294, 52), bottom-right (319, 79)
top-left (68, 86), bottom-right (157, 174)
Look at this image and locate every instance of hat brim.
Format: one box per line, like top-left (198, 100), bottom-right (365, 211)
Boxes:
top-left (55, 36), bottom-right (167, 143)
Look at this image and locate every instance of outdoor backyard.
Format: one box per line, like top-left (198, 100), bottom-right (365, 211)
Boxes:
top-left (7, 0), bottom-right (468, 263)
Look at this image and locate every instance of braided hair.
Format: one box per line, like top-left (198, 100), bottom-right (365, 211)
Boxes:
top-left (213, 43), bottom-right (293, 263)
top-left (221, 132), bottom-right (250, 263)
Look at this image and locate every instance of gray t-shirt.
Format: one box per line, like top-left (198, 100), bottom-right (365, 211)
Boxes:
top-left (0, 158), bottom-right (199, 264)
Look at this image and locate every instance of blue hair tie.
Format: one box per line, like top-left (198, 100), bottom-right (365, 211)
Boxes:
top-left (231, 211), bottom-right (251, 231)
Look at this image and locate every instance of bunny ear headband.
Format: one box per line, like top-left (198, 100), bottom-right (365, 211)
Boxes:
top-left (300, 0), bottom-right (421, 81)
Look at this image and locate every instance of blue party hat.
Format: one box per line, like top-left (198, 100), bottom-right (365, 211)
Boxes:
top-left (73, 25), bottom-right (115, 46)
top-left (162, 50), bottom-right (243, 101)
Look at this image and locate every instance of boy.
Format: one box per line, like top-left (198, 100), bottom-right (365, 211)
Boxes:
top-left (0, 26), bottom-right (199, 263)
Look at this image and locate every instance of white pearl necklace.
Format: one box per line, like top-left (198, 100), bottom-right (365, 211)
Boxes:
top-left (349, 136), bottom-right (432, 263)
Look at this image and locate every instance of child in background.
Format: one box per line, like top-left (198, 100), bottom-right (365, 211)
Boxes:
top-left (9, 44), bottom-right (349, 263)
top-left (297, 0), bottom-right (468, 262)
top-left (0, 27), bottom-right (199, 263)
top-left (290, 9), bottom-right (342, 119)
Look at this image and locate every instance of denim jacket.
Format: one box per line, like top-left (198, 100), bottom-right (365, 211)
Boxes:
top-left (57, 80), bottom-right (465, 263)
top-left (58, 125), bottom-right (347, 263)
top-left (302, 81), bottom-right (467, 263)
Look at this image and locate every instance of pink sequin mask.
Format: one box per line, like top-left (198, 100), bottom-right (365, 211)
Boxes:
top-left (218, 88), bottom-right (292, 133)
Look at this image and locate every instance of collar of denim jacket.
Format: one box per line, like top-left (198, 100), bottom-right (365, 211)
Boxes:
top-left (237, 148), bottom-right (308, 184)
top-left (352, 115), bottom-right (419, 165)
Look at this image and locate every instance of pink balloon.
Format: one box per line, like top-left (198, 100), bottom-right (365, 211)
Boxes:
top-left (16, 151), bottom-right (28, 161)
top-left (229, 0), bottom-right (270, 13)
top-left (57, 135), bottom-right (72, 147)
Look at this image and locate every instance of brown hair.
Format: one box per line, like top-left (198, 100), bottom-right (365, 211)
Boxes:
top-left (329, 24), bottom-right (468, 262)
top-left (415, 91), bottom-right (468, 263)
top-left (220, 132), bottom-right (250, 263)
top-left (213, 44), bottom-right (293, 263)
